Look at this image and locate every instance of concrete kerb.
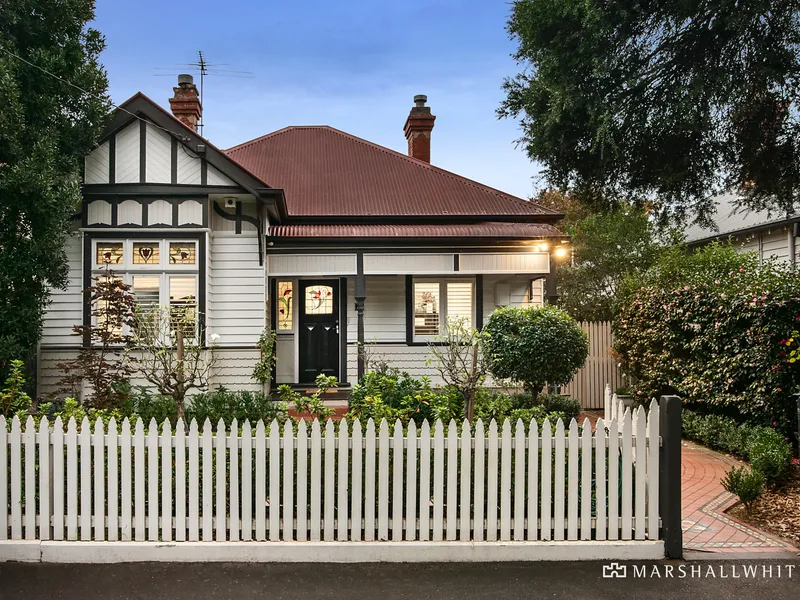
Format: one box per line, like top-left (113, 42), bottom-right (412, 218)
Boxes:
top-left (1, 540), bottom-right (666, 563)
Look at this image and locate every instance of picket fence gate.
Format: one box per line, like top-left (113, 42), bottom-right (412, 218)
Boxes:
top-left (1, 405), bottom-right (660, 545)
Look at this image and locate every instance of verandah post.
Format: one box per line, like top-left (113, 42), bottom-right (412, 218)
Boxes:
top-left (659, 395), bottom-right (682, 559)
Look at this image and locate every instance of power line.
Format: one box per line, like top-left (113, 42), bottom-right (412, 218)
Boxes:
top-left (0, 45), bottom-right (194, 144)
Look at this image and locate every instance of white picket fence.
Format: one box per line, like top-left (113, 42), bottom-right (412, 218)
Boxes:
top-left (1, 404), bottom-right (660, 545)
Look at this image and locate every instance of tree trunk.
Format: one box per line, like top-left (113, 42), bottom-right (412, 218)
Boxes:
top-left (465, 343), bottom-right (478, 423)
top-left (176, 327), bottom-right (185, 419)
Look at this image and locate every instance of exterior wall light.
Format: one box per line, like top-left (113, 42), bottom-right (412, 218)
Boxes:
top-left (554, 246), bottom-right (569, 259)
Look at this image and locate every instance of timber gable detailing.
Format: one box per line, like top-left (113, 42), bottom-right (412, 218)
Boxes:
top-left (83, 197), bottom-right (208, 229)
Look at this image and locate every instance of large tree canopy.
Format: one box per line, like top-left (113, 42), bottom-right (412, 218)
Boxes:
top-left (500, 1), bottom-right (800, 225)
top-left (0, 1), bottom-right (108, 380)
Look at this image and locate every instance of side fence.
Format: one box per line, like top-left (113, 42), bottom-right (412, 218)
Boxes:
top-left (562, 321), bottom-right (622, 409)
top-left (2, 408), bottom-right (661, 546)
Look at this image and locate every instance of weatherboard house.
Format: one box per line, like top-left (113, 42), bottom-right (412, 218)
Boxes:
top-left (37, 75), bottom-right (568, 397)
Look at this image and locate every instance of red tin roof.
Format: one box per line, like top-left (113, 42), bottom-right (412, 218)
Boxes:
top-left (268, 222), bottom-right (564, 239)
top-left (226, 126), bottom-right (558, 219)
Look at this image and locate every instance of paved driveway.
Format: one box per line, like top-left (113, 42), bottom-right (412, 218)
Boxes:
top-left (681, 441), bottom-right (797, 553)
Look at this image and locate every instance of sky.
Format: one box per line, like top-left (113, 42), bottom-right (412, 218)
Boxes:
top-left (93, 0), bottom-right (542, 199)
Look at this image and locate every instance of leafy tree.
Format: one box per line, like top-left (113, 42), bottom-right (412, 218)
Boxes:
top-left (499, 1), bottom-right (800, 225)
top-left (558, 207), bottom-right (665, 321)
top-left (0, 1), bottom-right (109, 380)
top-left (483, 305), bottom-right (589, 403)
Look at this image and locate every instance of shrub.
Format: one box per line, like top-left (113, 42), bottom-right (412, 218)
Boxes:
top-left (187, 387), bottom-right (288, 426)
top-left (721, 466), bottom-right (764, 511)
top-left (277, 374), bottom-right (336, 421)
top-left (123, 386), bottom-right (179, 425)
top-left (473, 389), bottom-right (513, 422)
top-left (0, 359), bottom-right (31, 418)
top-left (615, 242), bottom-right (800, 438)
top-left (540, 394), bottom-right (582, 421)
top-left (746, 428), bottom-right (793, 486)
top-left (483, 305), bottom-right (589, 403)
top-left (347, 369), bottom-right (463, 425)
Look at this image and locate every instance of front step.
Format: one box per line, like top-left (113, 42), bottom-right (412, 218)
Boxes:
top-left (285, 384), bottom-right (350, 420)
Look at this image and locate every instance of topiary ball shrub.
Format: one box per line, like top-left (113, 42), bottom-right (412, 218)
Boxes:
top-left (746, 428), bottom-right (793, 486)
top-left (483, 305), bottom-right (589, 403)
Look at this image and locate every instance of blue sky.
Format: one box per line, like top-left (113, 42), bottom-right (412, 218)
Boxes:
top-left (94, 0), bottom-right (542, 199)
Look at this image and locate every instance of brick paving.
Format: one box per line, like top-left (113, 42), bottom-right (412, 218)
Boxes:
top-left (681, 440), bottom-right (796, 553)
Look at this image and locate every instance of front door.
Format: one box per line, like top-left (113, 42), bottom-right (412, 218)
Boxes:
top-left (298, 279), bottom-right (340, 383)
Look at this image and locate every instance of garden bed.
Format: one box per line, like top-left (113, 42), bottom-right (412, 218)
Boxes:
top-left (728, 463), bottom-right (800, 549)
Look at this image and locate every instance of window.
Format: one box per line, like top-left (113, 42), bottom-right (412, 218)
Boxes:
top-left (91, 238), bottom-right (200, 341)
top-left (277, 281), bottom-right (293, 330)
top-left (411, 278), bottom-right (474, 340)
top-left (304, 284), bottom-right (334, 315)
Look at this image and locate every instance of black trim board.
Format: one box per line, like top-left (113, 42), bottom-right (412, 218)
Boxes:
top-left (340, 276), bottom-right (348, 385)
top-left (405, 275), bottom-right (413, 345)
top-left (475, 274), bottom-right (484, 330)
top-left (83, 184), bottom-right (248, 197)
top-left (269, 277), bottom-right (277, 390)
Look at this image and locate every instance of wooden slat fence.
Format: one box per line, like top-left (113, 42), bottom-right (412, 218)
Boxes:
top-left (1, 405), bottom-right (660, 543)
top-left (561, 321), bottom-right (622, 409)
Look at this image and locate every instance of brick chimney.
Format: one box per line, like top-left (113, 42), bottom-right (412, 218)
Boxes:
top-left (169, 74), bottom-right (202, 131)
top-left (404, 94), bottom-right (435, 163)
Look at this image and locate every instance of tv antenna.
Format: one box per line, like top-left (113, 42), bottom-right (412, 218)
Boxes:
top-left (154, 50), bottom-right (254, 135)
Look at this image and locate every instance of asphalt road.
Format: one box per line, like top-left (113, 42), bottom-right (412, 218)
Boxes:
top-left (1, 560), bottom-right (799, 600)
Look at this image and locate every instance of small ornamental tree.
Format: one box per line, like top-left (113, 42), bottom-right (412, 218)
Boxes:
top-left (127, 305), bottom-right (216, 418)
top-left (483, 305), bottom-right (589, 403)
top-left (56, 266), bottom-right (136, 408)
top-left (427, 316), bottom-right (488, 423)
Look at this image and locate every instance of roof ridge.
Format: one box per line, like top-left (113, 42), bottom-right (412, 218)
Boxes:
top-left (226, 125), bottom-right (555, 215)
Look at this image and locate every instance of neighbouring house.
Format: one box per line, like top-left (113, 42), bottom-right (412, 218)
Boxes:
top-left (37, 75), bottom-right (569, 398)
top-left (684, 192), bottom-right (799, 265)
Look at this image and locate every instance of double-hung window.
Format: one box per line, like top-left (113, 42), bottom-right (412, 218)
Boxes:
top-left (93, 238), bottom-right (200, 339)
top-left (411, 278), bottom-right (475, 341)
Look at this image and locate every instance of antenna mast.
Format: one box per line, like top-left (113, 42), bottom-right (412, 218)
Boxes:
top-left (153, 51), bottom-right (254, 136)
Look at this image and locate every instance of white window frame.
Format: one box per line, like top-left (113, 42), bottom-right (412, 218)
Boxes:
top-left (90, 239), bottom-right (200, 341)
top-left (411, 277), bottom-right (476, 342)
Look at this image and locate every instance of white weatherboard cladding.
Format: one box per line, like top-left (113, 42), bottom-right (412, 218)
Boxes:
top-left (84, 141), bottom-right (109, 184)
top-left (363, 253), bottom-right (453, 275)
top-left (149, 200), bottom-right (172, 226)
top-left (208, 234), bottom-right (265, 346)
top-left (145, 124), bottom-right (172, 183)
top-left (459, 252), bottom-right (549, 274)
top-left (347, 344), bottom-right (438, 384)
top-left (114, 122), bottom-right (140, 183)
top-left (178, 200), bottom-right (203, 226)
top-left (268, 254), bottom-right (357, 276)
top-left (40, 236), bottom-right (83, 347)
top-left (206, 165), bottom-right (236, 186)
top-left (87, 200), bottom-right (112, 226)
top-left (118, 200), bottom-right (143, 226)
top-left (209, 349), bottom-right (262, 392)
top-left (177, 147), bottom-right (202, 184)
